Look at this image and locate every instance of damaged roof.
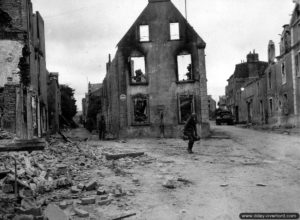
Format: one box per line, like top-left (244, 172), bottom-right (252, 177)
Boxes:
top-left (117, 0), bottom-right (206, 48)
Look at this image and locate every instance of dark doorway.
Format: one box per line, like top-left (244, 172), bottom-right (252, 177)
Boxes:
top-left (235, 106), bottom-right (239, 123)
top-left (247, 101), bottom-right (252, 123)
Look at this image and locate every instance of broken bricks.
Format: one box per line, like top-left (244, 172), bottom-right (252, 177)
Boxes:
top-left (85, 179), bottom-right (98, 191)
top-left (97, 187), bottom-right (106, 195)
top-left (163, 179), bottom-right (176, 189)
top-left (97, 198), bottom-right (113, 206)
top-left (2, 183), bottom-right (14, 193)
top-left (81, 196), bottom-right (96, 205)
top-left (74, 207), bottom-right (89, 218)
top-left (58, 201), bottom-right (68, 209)
top-left (71, 186), bottom-right (81, 193)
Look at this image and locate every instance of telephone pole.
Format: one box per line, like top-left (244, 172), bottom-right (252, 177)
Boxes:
top-left (185, 0), bottom-right (188, 20)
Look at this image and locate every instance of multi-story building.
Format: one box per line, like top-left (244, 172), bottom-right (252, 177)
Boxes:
top-left (225, 2), bottom-right (300, 127)
top-left (265, 7), bottom-right (300, 127)
top-left (225, 51), bottom-right (268, 123)
top-left (82, 82), bottom-right (102, 129)
top-left (0, 0), bottom-right (50, 138)
top-left (208, 95), bottom-right (216, 119)
top-left (99, 0), bottom-right (209, 138)
top-left (48, 72), bottom-right (61, 134)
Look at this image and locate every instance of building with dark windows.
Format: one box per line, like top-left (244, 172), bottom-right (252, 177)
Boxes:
top-left (0, 0), bottom-right (50, 138)
top-left (99, 0), bottom-right (209, 138)
top-left (225, 51), bottom-right (268, 124)
top-left (225, 2), bottom-right (300, 127)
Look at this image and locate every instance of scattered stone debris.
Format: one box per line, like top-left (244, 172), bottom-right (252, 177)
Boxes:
top-left (81, 196), bottom-right (96, 205)
top-left (0, 129), bottom-right (15, 140)
top-left (0, 133), bottom-right (156, 219)
top-left (105, 152), bottom-right (145, 160)
top-left (177, 177), bottom-right (193, 185)
top-left (74, 207), bottom-right (89, 218)
top-left (163, 179), bottom-right (176, 189)
top-left (256, 184), bottom-right (267, 187)
top-left (98, 198), bottom-right (113, 206)
top-left (85, 179), bottom-right (98, 191)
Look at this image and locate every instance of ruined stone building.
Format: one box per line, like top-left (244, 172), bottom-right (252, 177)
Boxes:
top-left (0, 0), bottom-right (58, 137)
top-left (82, 83), bottom-right (102, 130)
top-left (99, 0), bottom-right (209, 138)
top-left (48, 72), bottom-right (61, 134)
top-left (225, 3), bottom-right (300, 127)
top-left (207, 95), bottom-right (216, 119)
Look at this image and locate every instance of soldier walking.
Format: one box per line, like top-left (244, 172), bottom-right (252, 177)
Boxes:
top-left (183, 113), bottom-right (199, 153)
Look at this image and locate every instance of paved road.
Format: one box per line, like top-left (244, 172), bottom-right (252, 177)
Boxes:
top-left (68, 125), bottom-right (300, 219)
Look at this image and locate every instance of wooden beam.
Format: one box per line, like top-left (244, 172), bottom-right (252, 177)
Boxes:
top-left (105, 152), bottom-right (144, 160)
top-left (111, 213), bottom-right (136, 220)
top-left (0, 139), bottom-right (46, 152)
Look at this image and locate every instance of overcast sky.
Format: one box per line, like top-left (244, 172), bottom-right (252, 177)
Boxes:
top-left (31, 0), bottom-right (295, 111)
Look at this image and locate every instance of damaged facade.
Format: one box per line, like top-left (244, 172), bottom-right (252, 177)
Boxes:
top-left (225, 3), bottom-right (300, 127)
top-left (0, 0), bottom-right (60, 137)
top-left (207, 95), bottom-right (216, 120)
top-left (82, 83), bottom-right (102, 131)
top-left (98, 0), bottom-right (209, 138)
top-left (48, 72), bottom-right (61, 134)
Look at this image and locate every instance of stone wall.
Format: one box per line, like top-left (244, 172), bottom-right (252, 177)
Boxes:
top-left (0, 0), bottom-right (29, 31)
top-left (2, 83), bottom-right (18, 132)
top-left (100, 0), bottom-right (210, 138)
top-left (48, 73), bottom-right (61, 134)
top-left (0, 40), bottom-right (23, 87)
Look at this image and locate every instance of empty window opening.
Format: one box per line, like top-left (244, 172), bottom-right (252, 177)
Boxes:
top-left (177, 54), bottom-right (192, 81)
top-left (268, 72), bottom-right (272, 89)
top-left (130, 57), bottom-right (147, 83)
top-left (283, 94), bottom-right (289, 115)
top-left (170, 23), bottom-right (180, 40)
top-left (139, 25), bottom-right (149, 42)
top-left (178, 95), bottom-right (195, 123)
top-left (281, 62), bottom-right (286, 84)
top-left (296, 53), bottom-right (300, 77)
top-left (295, 54), bottom-right (299, 76)
top-left (132, 95), bottom-right (149, 124)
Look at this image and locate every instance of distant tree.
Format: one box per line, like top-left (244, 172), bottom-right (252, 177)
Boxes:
top-left (60, 85), bottom-right (77, 127)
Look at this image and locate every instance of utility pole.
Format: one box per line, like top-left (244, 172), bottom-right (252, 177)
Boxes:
top-left (185, 0), bottom-right (188, 20)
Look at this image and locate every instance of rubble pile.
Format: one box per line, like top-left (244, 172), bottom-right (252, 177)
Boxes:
top-left (0, 136), bottom-right (154, 219)
top-left (0, 129), bottom-right (15, 140)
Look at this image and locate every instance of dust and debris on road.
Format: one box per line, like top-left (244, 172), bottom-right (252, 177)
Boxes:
top-left (1, 125), bottom-right (300, 219)
top-left (0, 130), bottom-right (191, 219)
